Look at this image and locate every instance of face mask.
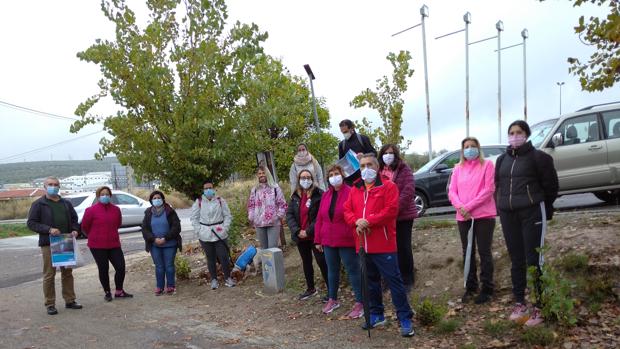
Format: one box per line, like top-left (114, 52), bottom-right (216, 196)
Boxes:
top-left (46, 186), bottom-right (59, 196)
top-left (361, 168), bottom-right (377, 183)
top-left (463, 147), bottom-right (479, 160)
top-left (343, 132), bottom-right (352, 140)
top-left (299, 179), bottom-right (313, 190)
top-left (204, 189), bottom-right (216, 198)
top-left (298, 150), bottom-right (308, 157)
top-left (152, 198), bottom-right (163, 207)
top-left (99, 195), bottom-right (110, 204)
top-left (508, 134), bottom-right (527, 148)
top-left (382, 153), bottom-right (395, 165)
top-left (329, 174), bottom-right (343, 187)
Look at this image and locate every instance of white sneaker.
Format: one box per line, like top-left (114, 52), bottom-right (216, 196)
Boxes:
top-left (224, 277), bottom-right (236, 288)
top-left (210, 279), bottom-right (219, 290)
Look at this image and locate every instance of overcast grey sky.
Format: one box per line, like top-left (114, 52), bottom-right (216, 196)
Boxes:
top-left (1, 0), bottom-right (618, 164)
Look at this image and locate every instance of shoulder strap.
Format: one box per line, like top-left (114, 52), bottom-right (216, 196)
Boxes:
top-left (198, 197), bottom-right (202, 208)
top-left (217, 197), bottom-right (222, 209)
top-left (356, 132), bottom-right (363, 147)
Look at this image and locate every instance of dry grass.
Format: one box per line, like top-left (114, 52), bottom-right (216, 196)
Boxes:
top-left (130, 189), bottom-right (193, 209)
top-left (0, 199), bottom-right (34, 220)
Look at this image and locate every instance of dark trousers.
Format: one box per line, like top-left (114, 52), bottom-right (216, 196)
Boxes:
top-left (366, 253), bottom-right (413, 322)
top-left (90, 247), bottom-right (126, 293)
top-left (499, 205), bottom-right (544, 305)
top-left (296, 240), bottom-right (328, 291)
top-left (457, 218), bottom-right (495, 293)
top-left (200, 239), bottom-right (231, 280)
top-left (396, 219), bottom-right (415, 287)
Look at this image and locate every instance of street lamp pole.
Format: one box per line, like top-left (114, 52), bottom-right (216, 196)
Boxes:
top-left (303, 64), bottom-right (320, 132)
top-left (556, 81), bottom-right (565, 115)
top-left (496, 20), bottom-right (504, 143)
top-left (522, 29), bottom-right (528, 121)
top-left (420, 5), bottom-right (432, 161)
top-left (464, 12), bottom-right (471, 137)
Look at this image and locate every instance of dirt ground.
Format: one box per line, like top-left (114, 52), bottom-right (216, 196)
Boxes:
top-left (1, 210), bottom-right (619, 349)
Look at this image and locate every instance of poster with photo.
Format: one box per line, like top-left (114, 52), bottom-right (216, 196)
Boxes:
top-left (50, 234), bottom-right (76, 267)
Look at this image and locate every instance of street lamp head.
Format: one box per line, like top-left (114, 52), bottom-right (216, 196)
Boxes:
top-left (556, 81), bottom-right (565, 86)
top-left (496, 20), bottom-right (504, 32)
top-left (521, 28), bottom-right (529, 39)
top-left (303, 64), bottom-right (315, 80)
top-left (463, 12), bottom-right (471, 24)
top-left (420, 4), bottom-right (429, 18)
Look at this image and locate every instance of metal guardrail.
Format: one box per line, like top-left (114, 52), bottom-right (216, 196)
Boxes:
top-left (0, 219), bottom-right (27, 225)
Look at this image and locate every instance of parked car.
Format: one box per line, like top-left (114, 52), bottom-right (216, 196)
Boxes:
top-left (413, 145), bottom-right (507, 216)
top-left (528, 102), bottom-right (620, 203)
top-left (65, 190), bottom-right (151, 231)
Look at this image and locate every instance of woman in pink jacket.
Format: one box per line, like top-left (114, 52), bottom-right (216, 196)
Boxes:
top-left (314, 165), bottom-right (363, 318)
top-left (448, 137), bottom-right (496, 304)
top-left (81, 186), bottom-right (132, 302)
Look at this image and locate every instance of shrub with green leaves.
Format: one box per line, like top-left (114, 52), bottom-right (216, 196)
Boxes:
top-left (435, 318), bottom-right (461, 334)
top-left (483, 319), bottom-right (514, 338)
top-left (414, 298), bottom-right (447, 326)
top-left (175, 255), bottom-right (191, 280)
top-left (528, 262), bottom-right (577, 327)
top-left (520, 326), bottom-right (555, 346)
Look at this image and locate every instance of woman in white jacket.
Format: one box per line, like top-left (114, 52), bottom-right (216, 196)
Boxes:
top-left (191, 179), bottom-right (234, 290)
top-left (289, 143), bottom-right (325, 193)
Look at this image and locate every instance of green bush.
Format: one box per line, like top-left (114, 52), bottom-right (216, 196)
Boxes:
top-left (414, 298), bottom-right (447, 326)
top-left (175, 255), bottom-right (191, 280)
top-left (483, 319), bottom-right (514, 338)
top-left (435, 318), bottom-right (461, 334)
top-left (520, 326), bottom-right (555, 346)
top-left (585, 275), bottom-right (615, 304)
top-left (556, 253), bottom-right (589, 273)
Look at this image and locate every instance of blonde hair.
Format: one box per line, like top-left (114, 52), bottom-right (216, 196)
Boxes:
top-left (458, 137), bottom-right (485, 166)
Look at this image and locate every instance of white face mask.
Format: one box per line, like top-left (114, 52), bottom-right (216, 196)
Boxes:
top-left (382, 153), bottom-right (395, 165)
top-left (361, 168), bottom-right (377, 183)
top-left (298, 150), bottom-right (308, 157)
top-left (299, 179), bottom-right (313, 189)
top-left (343, 132), bottom-right (352, 140)
top-left (328, 175), bottom-right (343, 187)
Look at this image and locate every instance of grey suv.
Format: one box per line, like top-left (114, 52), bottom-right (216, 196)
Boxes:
top-left (529, 102), bottom-right (620, 203)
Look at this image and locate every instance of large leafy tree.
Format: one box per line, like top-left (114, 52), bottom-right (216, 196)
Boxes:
top-left (350, 50), bottom-right (414, 149)
top-left (72, 0), bottom-right (336, 196)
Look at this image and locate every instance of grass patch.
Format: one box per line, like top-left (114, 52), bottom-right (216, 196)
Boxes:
top-left (584, 275), bottom-right (615, 304)
top-left (415, 219), bottom-right (456, 230)
top-left (458, 345), bottom-right (476, 349)
top-left (131, 189), bottom-right (193, 209)
top-left (435, 318), bottom-right (461, 334)
top-left (175, 255), bottom-right (191, 280)
top-left (556, 253), bottom-right (589, 273)
top-left (483, 319), bottom-right (514, 338)
top-left (0, 224), bottom-right (35, 239)
top-left (414, 297), bottom-right (447, 326)
top-left (0, 199), bottom-right (34, 220)
top-left (520, 326), bottom-right (555, 347)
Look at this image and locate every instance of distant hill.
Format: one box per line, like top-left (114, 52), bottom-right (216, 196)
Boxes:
top-left (0, 157), bottom-right (119, 184)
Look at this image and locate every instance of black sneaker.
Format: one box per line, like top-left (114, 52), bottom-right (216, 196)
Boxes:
top-left (104, 292), bottom-right (113, 302)
top-left (461, 290), bottom-right (476, 303)
top-left (115, 290), bottom-right (133, 298)
top-left (65, 301), bottom-right (83, 309)
top-left (47, 306), bottom-right (58, 315)
top-left (298, 288), bottom-right (317, 300)
top-left (474, 292), bottom-right (492, 304)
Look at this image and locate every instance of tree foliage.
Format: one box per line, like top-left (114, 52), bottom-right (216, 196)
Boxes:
top-left (71, 0), bottom-right (337, 197)
top-left (565, 0), bottom-right (620, 91)
top-left (350, 50), bottom-right (414, 149)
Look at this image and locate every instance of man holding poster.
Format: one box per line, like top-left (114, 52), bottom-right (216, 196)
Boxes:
top-left (27, 176), bottom-right (83, 315)
top-left (337, 119), bottom-right (377, 185)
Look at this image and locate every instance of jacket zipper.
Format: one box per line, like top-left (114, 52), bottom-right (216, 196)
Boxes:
top-left (526, 184), bottom-right (534, 204)
top-left (509, 155), bottom-right (517, 210)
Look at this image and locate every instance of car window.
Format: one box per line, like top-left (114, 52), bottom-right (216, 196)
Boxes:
top-left (529, 119), bottom-right (557, 148)
top-left (115, 194), bottom-right (139, 205)
top-left (556, 114), bottom-right (599, 146)
top-left (482, 147), bottom-right (505, 157)
top-left (439, 152), bottom-right (461, 169)
top-left (602, 110), bottom-right (620, 139)
top-left (66, 197), bottom-right (87, 207)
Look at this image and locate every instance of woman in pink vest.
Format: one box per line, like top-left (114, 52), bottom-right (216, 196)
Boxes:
top-left (448, 137), bottom-right (496, 304)
top-left (81, 186), bottom-right (133, 302)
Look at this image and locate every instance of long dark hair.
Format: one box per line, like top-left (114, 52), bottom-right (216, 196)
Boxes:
top-left (378, 144), bottom-right (402, 170)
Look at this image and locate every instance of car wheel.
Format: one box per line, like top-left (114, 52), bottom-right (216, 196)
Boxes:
top-left (593, 190), bottom-right (620, 204)
top-left (414, 191), bottom-right (428, 217)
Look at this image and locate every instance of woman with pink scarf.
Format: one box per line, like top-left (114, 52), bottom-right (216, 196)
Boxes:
top-left (289, 143), bottom-right (325, 193)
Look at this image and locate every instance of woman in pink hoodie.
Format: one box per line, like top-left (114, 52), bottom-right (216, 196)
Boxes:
top-left (448, 137), bottom-right (496, 304)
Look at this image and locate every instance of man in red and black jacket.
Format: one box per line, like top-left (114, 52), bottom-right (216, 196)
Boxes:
top-left (344, 154), bottom-right (415, 337)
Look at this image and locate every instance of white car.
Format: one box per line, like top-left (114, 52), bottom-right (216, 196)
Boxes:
top-left (65, 190), bottom-right (151, 228)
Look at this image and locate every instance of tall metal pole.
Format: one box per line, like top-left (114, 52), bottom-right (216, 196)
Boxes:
top-left (496, 21), bottom-right (504, 143)
top-left (464, 12), bottom-right (471, 137)
top-left (420, 5), bottom-right (432, 161)
top-left (522, 29), bottom-right (528, 121)
top-left (308, 78), bottom-right (320, 132)
top-left (556, 81), bottom-right (565, 115)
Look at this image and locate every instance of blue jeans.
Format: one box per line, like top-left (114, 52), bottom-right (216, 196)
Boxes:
top-left (366, 253), bottom-right (413, 321)
top-left (324, 246), bottom-right (362, 302)
top-left (151, 245), bottom-right (177, 289)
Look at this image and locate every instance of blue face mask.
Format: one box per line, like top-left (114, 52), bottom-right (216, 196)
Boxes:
top-left (152, 198), bottom-right (163, 207)
top-left (204, 188), bottom-right (216, 198)
top-left (99, 195), bottom-right (111, 204)
top-left (46, 186), bottom-right (60, 196)
top-left (463, 147), bottom-right (480, 160)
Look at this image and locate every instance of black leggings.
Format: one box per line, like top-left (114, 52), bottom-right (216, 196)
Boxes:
top-left (90, 247), bottom-right (126, 293)
top-left (200, 239), bottom-right (231, 280)
top-left (296, 240), bottom-right (328, 291)
top-left (396, 219), bottom-right (415, 287)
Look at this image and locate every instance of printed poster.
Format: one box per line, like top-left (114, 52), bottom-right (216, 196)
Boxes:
top-left (50, 234), bottom-right (77, 267)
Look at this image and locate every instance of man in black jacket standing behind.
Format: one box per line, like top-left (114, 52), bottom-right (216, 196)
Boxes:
top-left (338, 119), bottom-right (377, 185)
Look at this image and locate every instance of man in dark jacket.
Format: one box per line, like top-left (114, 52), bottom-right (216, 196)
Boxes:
top-left (27, 176), bottom-right (83, 315)
top-left (338, 119), bottom-right (377, 185)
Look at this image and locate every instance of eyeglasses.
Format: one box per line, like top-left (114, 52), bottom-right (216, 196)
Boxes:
top-left (300, 176), bottom-right (313, 180)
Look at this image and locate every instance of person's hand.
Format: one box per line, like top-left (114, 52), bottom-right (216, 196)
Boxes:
top-left (155, 238), bottom-right (165, 246)
top-left (71, 231), bottom-right (79, 238)
top-left (356, 226), bottom-right (369, 235)
top-left (315, 244), bottom-right (323, 252)
top-left (49, 228), bottom-right (61, 236)
top-left (356, 152), bottom-right (363, 160)
top-left (298, 230), bottom-right (307, 239)
top-left (355, 219), bottom-right (369, 230)
top-left (459, 207), bottom-right (471, 220)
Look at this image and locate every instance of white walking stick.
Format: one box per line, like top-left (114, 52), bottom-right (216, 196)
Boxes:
top-left (463, 218), bottom-right (475, 288)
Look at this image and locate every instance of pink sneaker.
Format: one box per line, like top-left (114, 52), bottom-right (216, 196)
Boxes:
top-left (347, 302), bottom-right (364, 319)
top-left (322, 299), bottom-right (340, 314)
top-left (524, 307), bottom-right (544, 327)
top-left (154, 288), bottom-right (164, 296)
top-left (165, 287), bottom-right (176, 295)
top-left (509, 303), bottom-right (529, 322)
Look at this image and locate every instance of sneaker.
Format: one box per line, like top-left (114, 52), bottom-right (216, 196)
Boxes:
top-left (322, 299), bottom-right (341, 314)
top-left (165, 287), bottom-right (176, 295)
top-left (224, 277), bottom-right (236, 288)
top-left (474, 292), bottom-right (492, 304)
top-left (114, 290), bottom-right (133, 298)
top-left (524, 307), bottom-right (544, 327)
top-left (509, 303), bottom-right (529, 322)
top-left (321, 295), bottom-right (329, 303)
top-left (461, 290), bottom-right (476, 303)
top-left (154, 288), bottom-right (164, 296)
top-left (210, 279), bottom-right (219, 290)
top-left (104, 292), bottom-right (113, 302)
top-left (298, 288), bottom-right (317, 300)
top-left (347, 302), bottom-right (364, 319)
top-left (361, 313), bottom-right (386, 330)
top-left (399, 318), bottom-right (415, 337)
top-left (47, 306), bottom-right (58, 315)
top-left (65, 302), bottom-right (83, 309)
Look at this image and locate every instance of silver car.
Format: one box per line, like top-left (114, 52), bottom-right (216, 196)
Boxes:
top-left (65, 190), bottom-right (151, 228)
top-left (529, 102), bottom-right (620, 203)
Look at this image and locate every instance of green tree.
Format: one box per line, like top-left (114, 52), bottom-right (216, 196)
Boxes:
top-left (565, 0), bottom-right (620, 91)
top-left (350, 50), bottom-right (414, 149)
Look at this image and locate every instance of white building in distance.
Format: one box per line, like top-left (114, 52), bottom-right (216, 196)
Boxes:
top-left (60, 172), bottom-right (112, 192)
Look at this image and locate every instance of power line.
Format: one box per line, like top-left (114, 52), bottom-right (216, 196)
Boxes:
top-left (0, 130), bottom-right (105, 163)
top-left (0, 99), bottom-right (79, 121)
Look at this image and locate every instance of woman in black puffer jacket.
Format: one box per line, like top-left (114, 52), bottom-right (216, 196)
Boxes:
top-left (495, 120), bottom-right (558, 327)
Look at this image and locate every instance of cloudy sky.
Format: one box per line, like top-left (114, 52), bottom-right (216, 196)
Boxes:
top-left (1, 0), bottom-right (619, 164)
